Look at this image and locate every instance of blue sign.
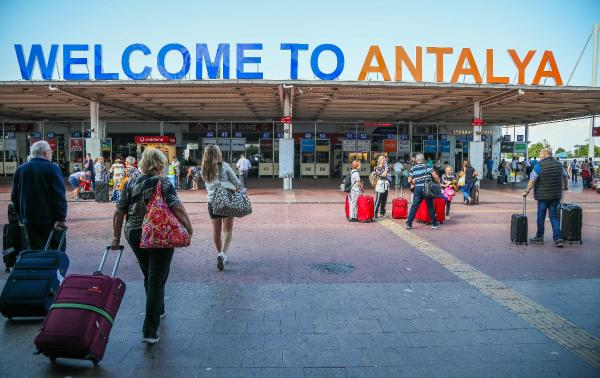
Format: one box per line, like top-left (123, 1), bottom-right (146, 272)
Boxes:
top-left (426, 134), bottom-right (434, 140)
top-left (386, 133), bottom-right (396, 139)
top-left (304, 133), bottom-right (313, 139)
top-left (465, 134), bottom-right (473, 141)
top-left (463, 144), bottom-right (469, 153)
top-left (318, 133), bottom-right (326, 139)
top-left (206, 131), bottom-right (214, 138)
top-left (31, 132), bottom-right (41, 138)
top-left (46, 132), bottom-right (55, 138)
top-left (503, 135), bottom-right (511, 142)
top-left (358, 133), bottom-right (368, 140)
top-left (261, 132), bottom-right (270, 139)
top-left (517, 135), bottom-right (524, 142)
top-left (439, 134), bottom-right (447, 140)
top-left (424, 140), bottom-right (438, 153)
top-left (234, 131), bottom-right (243, 138)
top-left (482, 135), bottom-right (487, 142)
top-left (301, 138), bottom-right (315, 152)
top-left (276, 132), bottom-right (284, 138)
top-left (72, 131), bottom-right (82, 138)
top-left (345, 133), bottom-right (355, 140)
top-left (220, 131), bottom-right (228, 138)
top-left (6, 132), bottom-right (15, 139)
top-left (84, 131), bottom-right (92, 138)
top-left (400, 133), bottom-right (409, 140)
top-left (440, 140), bottom-right (450, 153)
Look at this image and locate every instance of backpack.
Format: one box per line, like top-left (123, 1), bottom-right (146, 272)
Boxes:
top-left (341, 174), bottom-right (352, 193)
top-left (369, 171), bottom-right (378, 187)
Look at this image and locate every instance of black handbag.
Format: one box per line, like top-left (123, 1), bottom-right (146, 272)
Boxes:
top-left (423, 179), bottom-right (441, 199)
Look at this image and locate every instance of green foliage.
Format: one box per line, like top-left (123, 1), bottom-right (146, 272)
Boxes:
top-left (528, 139), bottom-right (551, 158)
top-left (555, 147), bottom-right (566, 154)
top-left (572, 144), bottom-right (600, 158)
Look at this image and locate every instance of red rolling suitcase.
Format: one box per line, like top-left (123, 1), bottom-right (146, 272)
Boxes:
top-left (415, 198), bottom-right (446, 224)
top-left (357, 195), bottom-right (375, 222)
top-left (392, 187), bottom-right (408, 219)
top-left (34, 246), bottom-right (126, 365)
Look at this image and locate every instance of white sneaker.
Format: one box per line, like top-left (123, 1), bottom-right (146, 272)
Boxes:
top-left (223, 254), bottom-right (229, 264)
top-left (142, 336), bottom-right (160, 344)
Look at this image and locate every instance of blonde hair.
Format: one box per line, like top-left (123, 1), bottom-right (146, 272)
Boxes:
top-left (138, 148), bottom-right (167, 175)
top-left (201, 145), bottom-right (223, 182)
top-left (377, 155), bottom-right (386, 166)
top-left (351, 159), bottom-right (360, 169)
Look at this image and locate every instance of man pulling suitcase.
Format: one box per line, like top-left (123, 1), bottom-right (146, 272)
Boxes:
top-left (522, 148), bottom-right (569, 247)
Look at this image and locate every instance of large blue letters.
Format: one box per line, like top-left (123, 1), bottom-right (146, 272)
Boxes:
top-left (196, 43), bottom-right (230, 79)
top-left (94, 45), bottom-right (119, 80)
top-left (237, 43), bottom-right (263, 79)
top-left (14, 44), bottom-right (58, 80)
top-left (122, 44), bottom-right (152, 80)
top-left (310, 44), bottom-right (344, 80)
top-left (157, 43), bottom-right (190, 80)
top-left (63, 44), bottom-right (90, 80)
top-left (281, 43), bottom-right (308, 80)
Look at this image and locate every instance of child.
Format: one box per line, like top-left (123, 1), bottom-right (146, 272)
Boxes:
top-left (440, 166), bottom-right (457, 219)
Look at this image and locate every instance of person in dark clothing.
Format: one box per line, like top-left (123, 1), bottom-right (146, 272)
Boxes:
top-left (11, 141), bottom-right (67, 249)
top-left (83, 152), bottom-right (95, 189)
top-left (523, 148), bottom-right (568, 248)
top-left (460, 160), bottom-right (478, 205)
top-left (405, 154), bottom-right (441, 230)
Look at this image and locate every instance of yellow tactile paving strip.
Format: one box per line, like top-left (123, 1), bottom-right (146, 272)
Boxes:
top-left (380, 219), bottom-right (600, 371)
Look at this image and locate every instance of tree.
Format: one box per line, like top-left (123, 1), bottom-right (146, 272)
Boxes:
top-left (555, 147), bottom-right (566, 154)
top-left (528, 139), bottom-right (552, 158)
top-left (572, 144), bottom-right (600, 158)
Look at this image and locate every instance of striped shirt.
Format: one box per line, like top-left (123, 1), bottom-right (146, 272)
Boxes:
top-left (409, 163), bottom-right (433, 187)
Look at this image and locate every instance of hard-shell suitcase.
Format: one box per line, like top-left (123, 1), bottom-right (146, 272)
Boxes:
top-left (95, 182), bottom-right (109, 203)
top-left (0, 229), bottom-right (68, 319)
top-left (34, 246), bottom-right (126, 365)
top-left (415, 198), bottom-right (446, 224)
top-left (511, 196), bottom-right (528, 245)
top-left (560, 203), bottom-right (582, 244)
top-left (392, 187), bottom-right (408, 219)
top-left (79, 191), bottom-right (95, 200)
top-left (357, 195), bottom-right (375, 222)
top-left (470, 181), bottom-right (480, 205)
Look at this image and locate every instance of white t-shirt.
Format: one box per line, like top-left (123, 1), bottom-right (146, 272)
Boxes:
top-left (393, 162), bottom-right (402, 172)
top-left (236, 157), bottom-right (251, 172)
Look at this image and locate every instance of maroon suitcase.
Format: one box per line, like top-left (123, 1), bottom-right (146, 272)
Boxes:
top-left (34, 246), bottom-right (126, 365)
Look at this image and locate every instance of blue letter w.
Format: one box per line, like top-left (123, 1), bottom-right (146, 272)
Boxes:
top-left (14, 44), bottom-right (59, 80)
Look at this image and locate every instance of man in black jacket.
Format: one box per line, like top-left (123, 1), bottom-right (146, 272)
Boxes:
top-left (523, 148), bottom-right (568, 247)
top-left (11, 141), bottom-right (67, 249)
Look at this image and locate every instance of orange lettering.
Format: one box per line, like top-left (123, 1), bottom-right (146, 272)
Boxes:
top-left (532, 50), bottom-right (563, 85)
top-left (426, 47), bottom-right (453, 82)
top-left (508, 49), bottom-right (535, 84)
top-left (395, 46), bottom-right (422, 81)
top-left (451, 48), bottom-right (482, 83)
top-left (358, 45), bottom-right (391, 81)
top-left (486, 49), bottom-right (509, 84)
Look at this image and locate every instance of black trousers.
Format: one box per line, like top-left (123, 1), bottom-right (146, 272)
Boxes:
top-left (24, 224), bottom-right (66, 251)
top-left (126, 228), bottom-right (174, 338)
top-left (375, 190), bottom-right (389, 216)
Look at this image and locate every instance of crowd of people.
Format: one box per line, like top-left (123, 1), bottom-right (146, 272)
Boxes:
top-left (346, 153), bottom-right (480, 227)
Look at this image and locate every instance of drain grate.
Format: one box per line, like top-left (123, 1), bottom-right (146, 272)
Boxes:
top-left (310, 263), bottom-right (356, 274)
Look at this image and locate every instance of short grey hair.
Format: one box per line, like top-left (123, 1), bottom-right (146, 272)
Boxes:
top-left (415, 153), bottom-right (425, 163)
top-left (30, 141), bottom-right (51, 158)
top-left (125, 156), bottom-right (136, 166)
top-left (139, 148), bottom-right (167, 175)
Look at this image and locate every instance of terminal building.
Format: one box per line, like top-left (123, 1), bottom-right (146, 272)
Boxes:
top-left (0, 80), bottom-right (599, 186)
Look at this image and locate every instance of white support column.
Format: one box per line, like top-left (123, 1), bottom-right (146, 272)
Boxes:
top-left (408, 121), bottom-right (413, 158)
top-left (282, 88), bottom-right (293, 190)
top-left (86, 101), bottom-right (101, 159)
top-left (589, 23), bottom-right (599, 159)
top-left (470, 101), bottom-right (484, 177)
top-left (160, 121), bottom-right (165, 136)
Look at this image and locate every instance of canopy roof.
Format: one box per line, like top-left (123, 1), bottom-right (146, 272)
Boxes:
top-left (0, 80), bottom-right (598, 125)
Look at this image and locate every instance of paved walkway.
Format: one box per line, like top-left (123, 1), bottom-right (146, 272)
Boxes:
top-left (0, 179), bottom-right (599, 377)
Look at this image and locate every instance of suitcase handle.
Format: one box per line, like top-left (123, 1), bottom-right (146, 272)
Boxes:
top-left (522, 194), bottom-right (527, 215)
top-left (44, 228), bottom-right (66, 251)
top-left (99, 245), bottom-right (125, 278)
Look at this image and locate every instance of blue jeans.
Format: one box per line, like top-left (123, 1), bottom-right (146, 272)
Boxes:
top-left (406, 186), bottom-right (437, 226)
top-left (536, 199), bottom-right (561, 241)
top-left (462, 182), bottom-right (474, 201)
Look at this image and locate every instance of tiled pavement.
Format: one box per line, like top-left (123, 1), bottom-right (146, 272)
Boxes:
top-left (0, 180), bottom-right (599, 377)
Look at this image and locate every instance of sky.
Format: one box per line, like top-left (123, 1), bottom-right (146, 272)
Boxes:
top-left (0, 0), bottom-right (599, 151)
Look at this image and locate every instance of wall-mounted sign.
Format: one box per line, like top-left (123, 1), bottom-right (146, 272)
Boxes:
top-left (46, 131), bottom-right (55, 139)
top-left (231, 138), bottom-right (246, 151)
top-left (301, 138), bottom-right (315, 152)
top-left (219, 131), bottom-right (229, 138)
top-left (261, 132), bottom-right (270, 139)
top-left (318, 133), bottom-right (326, 139)
top-left (383, 139), bottom-right (396, 152)
top-left (345, 133), bottom-right (356, 140)
top-left (342, 139), bottom-right (356, 152)
top-left (398, 140), bottom-right (410, 152)
top-left (304, 133), bottom-right (313, 139)
top-left (356, 139), bottom-right (370, 152)
top-left (503, 135), bottom-right (512, 142)
top-left (101, 138), bottom-right (112, 152)
top-left (358, 133), bottom-right (368, 140)
top-left (501, 141), bottom-right (514, 153)
top-left (424, 140), bottom-right (438, 153)
top-left (439, 134), bottom-right (447, 140)
top-left (280, 116), bottom-right (292, 123)
top-left (471, 118), bottom-right (485, 126)
top-left (71, 131), bottom-right (82, 138)
top-left (69, 138), bottom-right (84, 152)
top-left (514, 142), bottom-right (527, 154)
top-left (186, 143), bottom-right (199, 150)
top-left (400, 133), bottom-right (409, 140)
top-left (516, 135), bottom-right (524, 142)
top-left (47, 138), bottom-right (57, 151)
top-left (134, 135), bottom-right (176, 144)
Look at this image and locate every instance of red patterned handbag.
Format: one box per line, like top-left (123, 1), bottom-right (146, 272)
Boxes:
top-left (140, 180), bottom-right (190, 249)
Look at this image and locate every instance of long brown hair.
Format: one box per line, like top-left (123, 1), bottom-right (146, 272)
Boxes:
top-left (201, 145), bottom-right (222, 182)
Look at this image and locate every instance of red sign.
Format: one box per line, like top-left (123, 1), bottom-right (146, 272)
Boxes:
top-left (383, 139), bottom-right (397, 152)
top-left (280, 116), bottom-right (292, 124)
top-left (365, 122), bottom-right (393, 127)
top-left (471, 118), bottom-right (485, 126)
top-left (134, 136), bottom-right (176, 144)
top-left (593, 128), bottom-right (600, 137)
top-left (47, 138), bottom-right (57, 151)
top-left (69, 138), bottom-right (84, 152)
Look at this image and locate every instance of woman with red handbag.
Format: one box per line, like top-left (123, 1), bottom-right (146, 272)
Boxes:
top-left (111, 148), bottom-right (193, 344)
top-left (201, 145), bottom-right (242, 271)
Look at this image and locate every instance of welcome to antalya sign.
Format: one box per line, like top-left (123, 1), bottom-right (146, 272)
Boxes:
top-left (14, 43), bottom-right (563, 85)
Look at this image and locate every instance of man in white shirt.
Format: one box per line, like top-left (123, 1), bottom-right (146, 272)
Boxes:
top-left (236, 153), bottom-right (251, 188)
top-left (393, 160), bottom-right (403, 188)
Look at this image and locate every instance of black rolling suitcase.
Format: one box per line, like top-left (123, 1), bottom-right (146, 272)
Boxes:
top-left (0, 229), bottom-right (69, 319)
top-left (560, 202), bottom-right (582, 244)
top-left (95, 182), bottom-right (109, 202)
top-left (511, 196), bottom-right (528, 245)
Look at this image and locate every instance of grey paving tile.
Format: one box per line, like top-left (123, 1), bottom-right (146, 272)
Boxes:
top-left (346, 366), bottom-right (432, 378)
top-left (190, 334), bottom-right (266, 351)
top-left (337, 333), bottom-right (411, 349)
top-left (215, 367), bottom-right (262, 378)
top-left (242, 350), bottom-right (283, 367)
top-left (304, 367), bottom-right (348, 378)
top-left (378, 319), bottom-right (417, 333)
top-left (264, 334), bottom-right (302, 350)
top-left (300, 334), bottom-right (340, 349)
top-left (313, 320), bottom-right (349, 334)
top-left (327, 309), bottom-right (360, 321)
top-left (245, 320), bottom-right (281, 334)
top-left (280, 319), bottom-right (315, 334)
top-left (346, 320), bottom-right (383, 334)
top-left (260, 367), bottom-right (304, 378)
top-left (211, 320), bottom-right (247, 334)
